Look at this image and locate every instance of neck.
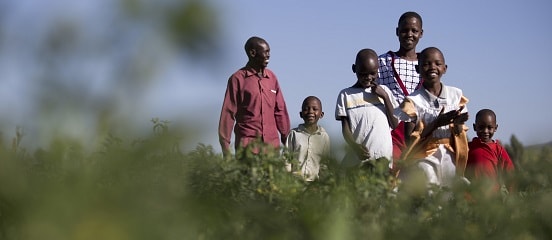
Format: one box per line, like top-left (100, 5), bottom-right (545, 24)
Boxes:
top-left (395, 48), bottom-right (417, 61)
top-left (247, 62), bottom-right (264, 75)
top-left (303, 123), bottom-right (318, 134)
top-left (424, 81), bottom-right (442, 96)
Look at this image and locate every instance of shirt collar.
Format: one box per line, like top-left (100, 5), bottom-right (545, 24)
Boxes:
top-left (298, 124), bottom-right (323, 135)
top-left (472, 137), bottom-right (496, 144)
top-left (244, 65), bottom-right (270, 78)
top-left (421, 83), bottom-right (448, 108)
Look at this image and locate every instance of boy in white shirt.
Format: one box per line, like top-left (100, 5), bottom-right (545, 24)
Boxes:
top-left (335, 49), bottom-right (398, 169)
top-left (285, 96), bottom-right (330, 181)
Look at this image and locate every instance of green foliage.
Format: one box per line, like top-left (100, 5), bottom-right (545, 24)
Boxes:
top-left (0, 128), bottom-right (551, 239)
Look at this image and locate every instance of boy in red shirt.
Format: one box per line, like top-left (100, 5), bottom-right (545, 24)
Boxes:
top-left (466, 109), bottom-right (515, 192)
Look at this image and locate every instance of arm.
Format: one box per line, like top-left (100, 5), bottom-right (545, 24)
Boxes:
top-left (419, 106), bottom-right (467, 140)
top-left (283, 130), bottom-right (295, 172)
top-left (372, 85), bottom-right (398, 129)
top-left (498, 143), bottom-right (516, 191)
top-left (340, 116), bottom-right (370, 160)
top-left (404, 121), bottom-right (416, 146)
top-left (218, 77), bottom-right (238, 158)
top-left (274, 79), bottom-right (291, 145)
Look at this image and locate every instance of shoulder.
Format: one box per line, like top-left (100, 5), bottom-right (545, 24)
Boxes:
top-left (443, 84), bottom-right (463, 95)
top-left (405, 88), bottom-right (424, 101)
top-left (339, 87), bottom-right (363, 94)
top-left (442, 84), bottom-right (465, 100)
top-left (378, 51), bottom-right (392, 59)
top-left (468, 137), bottom-right (483, 147)
top-left (318, 125), bottom-right (328, 133)
top-left (493, 139), bottom-right (506, 149)
top-left (264, 68), bottom-right (277, 78)
top-left (443, 84), bottom-right (468, 105)
top-left (287, 127), bottom-right (301, 139)
top-left (229, 67), bottom-right (249, 80)
top-left (317, 126), bottom-right (330, 140)
top-left (378, 52), bottom-right (392, 64)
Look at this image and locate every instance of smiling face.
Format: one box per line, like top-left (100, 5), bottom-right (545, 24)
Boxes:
top-left (396, 16), bottom-right (423, 52)
top-left (248, 41), bottom-right (270, 69)
top-left (418, 48), bottom-right (447, 84)
top-left (300, 97), bottom-right (324, 126)
top-left (473, 110), bottom-right (498, 143)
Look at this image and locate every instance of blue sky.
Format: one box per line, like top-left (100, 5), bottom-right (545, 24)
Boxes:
top-left (0, 0), bottom-right (551, 155)
top-left (200, 0), bottom-right (552, 151)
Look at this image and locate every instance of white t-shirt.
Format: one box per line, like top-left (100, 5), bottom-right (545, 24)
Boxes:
top-left (335, 86), bottom-right (398, 167)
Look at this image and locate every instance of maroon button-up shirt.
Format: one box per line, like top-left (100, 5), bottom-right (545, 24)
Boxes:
top-left (218, 66), bottom-right (290, 153)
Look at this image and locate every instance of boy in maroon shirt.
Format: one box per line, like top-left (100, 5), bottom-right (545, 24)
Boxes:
top-left (466, 109), bottom-right (515, 192)
top-left (218, 36), bottom-right (291, 159)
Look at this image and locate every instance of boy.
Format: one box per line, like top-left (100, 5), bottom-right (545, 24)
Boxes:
top-left (285, 96), bottom-right (330, 181)
top-left (466, 109), bottom-right (515, 191)
top-left (335, 49), bottom-right (398, 169)
top-left (218, 36), bottom-right (291, 159)
top-left (378, 11), bottom-right (424, 163)
top-left (398, 47), bottom-right (469, 188)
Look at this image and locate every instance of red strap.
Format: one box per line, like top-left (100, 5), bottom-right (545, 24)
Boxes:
top-left (388, 51), bottom-right (423, 96)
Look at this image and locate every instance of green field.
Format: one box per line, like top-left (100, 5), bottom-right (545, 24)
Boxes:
top-left (0, 123), bottom-right (550, 240)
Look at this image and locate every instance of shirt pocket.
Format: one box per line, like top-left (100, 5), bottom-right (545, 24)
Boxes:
top-left (262, 82), bottom-right (277, 108)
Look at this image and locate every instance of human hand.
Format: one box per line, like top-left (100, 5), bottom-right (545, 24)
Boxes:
top-left (453, 112), bottom-right (469, 125)
top-left (354, 144), bottom-right (370, 160)
top-left (371, 84), bottom-right (388, 99)
top-left (436, 106), bottom-right (465, 127)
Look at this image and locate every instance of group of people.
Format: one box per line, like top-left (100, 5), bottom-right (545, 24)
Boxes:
top-left (218, 12), bottom-right (514, 192)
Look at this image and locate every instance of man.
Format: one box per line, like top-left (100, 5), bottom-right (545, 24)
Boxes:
top-left (218, 36), bottom-right (290, 158)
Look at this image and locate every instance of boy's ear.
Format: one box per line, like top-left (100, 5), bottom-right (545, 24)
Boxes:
top-left (415, 64), bottom-right (419, 74)
top-left (299, 112), bottom-right (304, 118)
top-left (395, 27), bottom-right (399, 37)
top-left (495, 124), bottom-right (498, 132)
top-left (473, 123), bottom-right (476, 131)
top-left (248, 48), bottom-right (257, 58)
top-left (352, 64), bottom-right (356, 73)
top-left (443, 64), bottom-right (448, 74)
top-left (320, 111), bottom-right (324, 118)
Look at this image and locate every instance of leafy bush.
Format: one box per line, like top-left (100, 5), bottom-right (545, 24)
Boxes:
top-left (0, 123), bottom-right (550, 239)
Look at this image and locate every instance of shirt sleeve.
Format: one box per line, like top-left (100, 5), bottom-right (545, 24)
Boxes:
top-left (323, 132), bottom-right (331, 156)
top-left (498, 143), bottom-right (515, 172)
top-left (273, 78), bottom-right (291, 144)
top-left (335, 90), bottom-right (347, 120)
top-left (383, 85), bottom-right (399, 109)
top-left (218, 76), bottom-right (238, 151)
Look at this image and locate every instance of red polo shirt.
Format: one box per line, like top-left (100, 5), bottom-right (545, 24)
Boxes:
top-left (218, 66), bottom-right (290, 153)
top-left (466, 137), bottom-right (515, 190)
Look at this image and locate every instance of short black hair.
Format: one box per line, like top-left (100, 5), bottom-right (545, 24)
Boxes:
top-left (355, 48), bottom-right (378, 66)
top-left (302, 96), bottom-right (322, 110)
top-left (398, 11), bottom-right (423, 27)
top-left (244, 36), bottom-right (267, 54)
top-left (419, 47), bottom-right (444, 63)
top-left (476, 109), bottom-right (497, 122)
